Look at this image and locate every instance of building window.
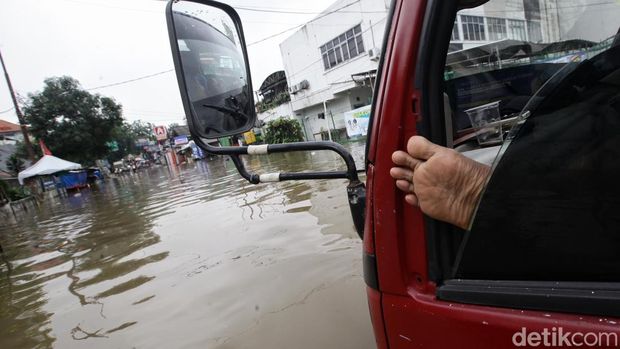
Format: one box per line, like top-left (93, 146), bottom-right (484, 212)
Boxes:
top-left (487, 17), bottom-right (507, 41)
top-left (527, 20), bottom-right (543, 43)
top-left (451, 22), bottom-right (460, 41)
top-left (320, 24), bottom-right (365, 70)
top-left (461, 15), bottom-right (486, 41)
top-left (507, 19), bottom-right (527, 41)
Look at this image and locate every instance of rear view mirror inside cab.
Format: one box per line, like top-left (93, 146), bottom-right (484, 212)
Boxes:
top-left (167, 1), bottom-right (256, 140)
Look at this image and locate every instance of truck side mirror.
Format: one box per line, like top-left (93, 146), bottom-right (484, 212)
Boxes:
top-left (166, 0), bottom-right (256, 140)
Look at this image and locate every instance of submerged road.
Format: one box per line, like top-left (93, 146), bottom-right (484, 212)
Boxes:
top-left (0, 142), bottom-right (374, 349)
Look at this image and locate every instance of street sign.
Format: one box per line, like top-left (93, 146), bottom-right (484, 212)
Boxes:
top-left (153, 126), bottom-right (167, 141)
top-left (174, 135), bottom-right (189, 145)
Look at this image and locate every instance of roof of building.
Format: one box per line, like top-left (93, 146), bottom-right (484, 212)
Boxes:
top-left (0, 119), bottom-right (22, 134)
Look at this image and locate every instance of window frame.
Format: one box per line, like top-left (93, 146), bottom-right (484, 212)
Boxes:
top-left (418, 0), bottom-right (620, 318)
top-left (487, 17), bottom-right (507, 41)
top-left (320, 24), bottom-right (365, 70)
top-left (460, 15), bottom-right (486, 41)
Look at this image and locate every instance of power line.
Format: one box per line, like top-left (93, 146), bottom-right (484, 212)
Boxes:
top-left (85, 69), bottom-right (174, 91)
top-left (0, 107), bottom-right (14, 114)
top-left (247, 0), bottom-right (384, 46)
top-left (59, 0), bottom-right (163, 14)
top-left (235, 5), bottom-right (386, 15)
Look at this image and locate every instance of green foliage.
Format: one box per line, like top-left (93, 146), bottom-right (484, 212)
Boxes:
top-left (6, 154), bottom-right (24, 177)
top-left (15, 141), bottom-right (42, 160)
top-left (24, 76), bottom-right (124, 165)
top-left (0, 180), bottom-right (29, 201)
top-left (108, 120), bottom-right (155, 162)
top-left (7, 186), bottom-right (29, 201)
top-left (256, 92), bottom-right (291, 113)
top-left (264, 118), bottom-right (304, 144)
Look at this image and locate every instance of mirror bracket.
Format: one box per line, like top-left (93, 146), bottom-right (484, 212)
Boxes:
top-left (193, 136), bottom-right (361, 183)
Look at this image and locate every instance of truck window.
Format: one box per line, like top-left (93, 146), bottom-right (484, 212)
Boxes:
top-left (444, 0), bottom-right (620, 282)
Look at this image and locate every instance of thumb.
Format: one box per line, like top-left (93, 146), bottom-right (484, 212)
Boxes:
top-left (406, 136), bottom-right (442, 161)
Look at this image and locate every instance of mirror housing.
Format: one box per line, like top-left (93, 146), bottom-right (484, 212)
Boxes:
top-left (166, 0), bottom-right (256, 139)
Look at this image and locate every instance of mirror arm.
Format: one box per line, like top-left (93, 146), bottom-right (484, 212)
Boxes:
top-left (229, 154), bottom-right (260, 184)
top-left (192, 136), bottom-right (360, 183)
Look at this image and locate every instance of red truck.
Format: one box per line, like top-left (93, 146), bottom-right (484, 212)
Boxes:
top-left (165, 0), bottom-right (620, 347)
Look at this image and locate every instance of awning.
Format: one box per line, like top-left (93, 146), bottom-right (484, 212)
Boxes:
top-left (18, 155), bottom-right (82, 184)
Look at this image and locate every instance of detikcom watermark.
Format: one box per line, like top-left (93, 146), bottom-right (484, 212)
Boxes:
top-left (513, 327), bottom-right (619, 347)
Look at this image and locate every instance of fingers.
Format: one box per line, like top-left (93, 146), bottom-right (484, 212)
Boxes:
top-left (389, 167), bottom-right (413, 181)
top-left (407, 136), bottom-right (443, 161)
top-left (392, 150), bottom-right (422, 170)
top-left (405, 194), bottom-right (419, 207)
top-left (395, 179), bottom-right (414, 193)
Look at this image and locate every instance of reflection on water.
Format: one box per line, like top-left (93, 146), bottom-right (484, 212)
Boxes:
top-left (0, 142), bottom-right (372, 349)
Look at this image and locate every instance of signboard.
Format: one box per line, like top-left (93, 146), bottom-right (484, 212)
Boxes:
top-left (153, 126), bottom-right (167, 141)
top-left (344, 105), bottom-right (371, 137)
top-left (135, 138), bottom-right (150, 147)
top-left (190, 142), bottom-right (205, 159)
top-left (106, 141), bottom-right (119, 151)
top-left (243, 131), bottom-right (256, 145)
top-left (174, 135), bottom-right (189, 145)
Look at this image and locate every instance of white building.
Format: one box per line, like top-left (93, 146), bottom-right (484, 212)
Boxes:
top-left (451, 0), bottom-right (620, 51)
top-left (280, 0), bottom-right (390, 141)
top-left (278, 0), bottom-right (620, 141)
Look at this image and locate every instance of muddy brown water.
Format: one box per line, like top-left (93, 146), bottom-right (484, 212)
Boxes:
top-left (0, 142), bottom-right (375, 349)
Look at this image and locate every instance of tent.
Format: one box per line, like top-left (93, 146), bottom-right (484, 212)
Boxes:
top-left (18, 155), bottom-right (82, 185)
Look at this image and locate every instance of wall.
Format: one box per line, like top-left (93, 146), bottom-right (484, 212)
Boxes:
top-left (280, 0), bottom-right (389, 113)
top-left (257, 103), bottom-right (294, 124)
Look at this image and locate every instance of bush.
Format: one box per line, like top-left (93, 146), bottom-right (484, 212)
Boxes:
top-left (0, 180), bottom-right (29, 201)
top-left (264, 118), bottom-right (304, 144)
top-left (6, 154), bottom-right (25, 177)
top-left (256, 92), bottom-right (291, 113)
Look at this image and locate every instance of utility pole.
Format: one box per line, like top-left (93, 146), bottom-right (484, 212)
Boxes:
top-left (0, 49), bottom-right (36, 162)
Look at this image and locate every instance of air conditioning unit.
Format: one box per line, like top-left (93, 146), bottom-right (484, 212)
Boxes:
top-left (368, 47), bottom-right (381, 61)
top-left (289, 80), bottom-right (309, 94)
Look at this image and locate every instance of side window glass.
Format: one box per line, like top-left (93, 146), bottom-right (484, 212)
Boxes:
top-left (443, 0), bottom-right (620, 281)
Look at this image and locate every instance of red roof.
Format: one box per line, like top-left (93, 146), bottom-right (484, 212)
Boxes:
top-left (0, 119), bottom-right (22, 133)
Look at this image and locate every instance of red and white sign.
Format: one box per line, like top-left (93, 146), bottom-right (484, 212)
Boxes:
top-left (153, 126), bottom-right (167, 141)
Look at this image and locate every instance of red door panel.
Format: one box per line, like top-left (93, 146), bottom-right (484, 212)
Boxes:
top-left (382, 293), bottom-right (620, 348)
top-left (367, 0), bottom-right (429, 297)
top-left (367, 0), bottom-right (620, 348)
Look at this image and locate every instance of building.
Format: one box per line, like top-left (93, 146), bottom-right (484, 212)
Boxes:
top-left (0, 119), bottom-right (23, 144)
top-left (279, 0), bottom-right (619, 141)
top-left (451, 0), bottom-right (620, 51)
top-left (256, 70), bottom-right (294, 128)
top-left (0, 119), bottom-right (26, 177)
top-left (279, 0), bottom-right (390, 141)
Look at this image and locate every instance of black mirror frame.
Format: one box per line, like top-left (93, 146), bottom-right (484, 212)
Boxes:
top-left (165, 0), bottom-right (365, 239)
top-left (166, 0), bottom-right (257, 139)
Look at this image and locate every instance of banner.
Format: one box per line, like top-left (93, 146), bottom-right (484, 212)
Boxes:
top-left (174, 135), bottom-right (189, 145)
top-left (344, 105), bottom-right (371, 137)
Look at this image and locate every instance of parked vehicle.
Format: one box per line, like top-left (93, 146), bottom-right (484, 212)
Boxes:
top-left (165, 0), bottom-right (620, 347)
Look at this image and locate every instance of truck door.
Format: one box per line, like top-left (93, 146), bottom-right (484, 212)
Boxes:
top-left (367, 0), bottom-right (620, 347)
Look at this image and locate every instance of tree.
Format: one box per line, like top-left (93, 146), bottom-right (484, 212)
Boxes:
top-left (23, 76), bottom-right (124, 165)
top-left (264, 117), bottom-right (304, 144)
top-left (15, 140), bottom-right (42, 160)
top-left (6, 153), bottom-right (24, 177)
top-left (108, 120), bottom-right (155, 162)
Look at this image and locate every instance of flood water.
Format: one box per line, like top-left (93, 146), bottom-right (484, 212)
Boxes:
top-left (0, 142), bottom-right (374, 349)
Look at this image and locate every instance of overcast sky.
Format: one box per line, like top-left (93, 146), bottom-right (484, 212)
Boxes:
top-left (0, 0), bottom-right (335, 126)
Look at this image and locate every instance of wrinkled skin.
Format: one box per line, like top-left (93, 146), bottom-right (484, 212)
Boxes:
top-left (390, 136), bottom-right (491, 229)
